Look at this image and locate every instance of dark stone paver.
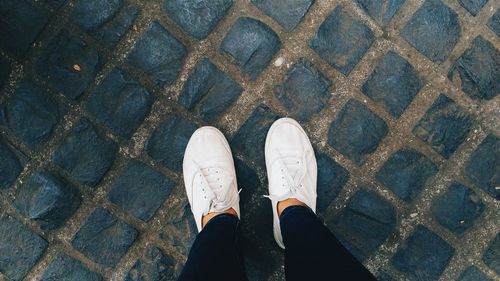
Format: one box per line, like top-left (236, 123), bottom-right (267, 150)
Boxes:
top-left (0, 216), bottom-right (48, 281)
top-left (179, 58), bottom-right (243, 122)
top-left (13, 171), bottom-right (81, 231)
top-left (72, 207), bottom-right (138, 267)
top-left (108, 160), bottom-right (175, 221)
top-left (354, 0), bottom-right (406, 26)
top-left (392, 225), bottom-right (455, 281)
top-left (457, 266), bottom-right (492, 281)
top-left (235, 158), bottom-right (261, 207)
top-left (220, 17), bottom-right (282, 80)
top-left (458, 0), bottom-right (488, 16)
top-left (412, 94), bottom-right (472, 159)
top-left (483, 233), bottom-right (500, 274)
top-left (251, 0), bottom-right (313, 31)
top-left (127, 22), bottom-right (187, 87)
top-left (316, 152), bottom-right (349, 212)
top-left (0, 80), bottom-right (60, 147)
top-left (376, 148), bottom-right (438, 202)
top-left (328, 189), bottom-right (396, 261)
top-left (71, 0), bottom-right (123, 31)
top-left (124, 246), bottom-right (177, 281)
top-left (165, 0), bottom-right (233, 40)
top-left (87, 68), bottom-right (153, 138)
top-left (43, 0), bottom-right (67, 9)
top-left (0, 0), bottom-right (49, 58)
top-left (464, 134), bottom-right (499, 200)
top-left (276, 58), bottom-right (331, 121)
top-left (52, 118), bottom-right (118, 187)
top-left (362, 51), bottom-right (424, 117)
top-left (35, 30), bottom-right (101, 99)
top-left (91, 5), bottom-right (138, 49)
top-left (401, 0), bottom-right (460, 62)
top-left (41, 253), bottom-right (102, 281)
top-left (160, 203), bottom-right (197, 256)
top-left (310, 6), bottom-right (374, 75)
top-left (327, 99), bottom-right (388, 165)
top-left (0, 55), bottom-right (10, 88)
top-left (488, 9), bottom-right (500, 36)
top-left (0, 139), bottom-right (22, 190)
top-left (145, 115), bottom-right (197, 172)
top-left (448, 36), bottom-right (499, 100)
top-left (431, 182), bottom-right (484, 235)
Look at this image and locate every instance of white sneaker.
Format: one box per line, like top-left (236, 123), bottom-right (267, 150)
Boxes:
top-left (265, 118), bottom-right (317, 249)
top-left (183, 126), bottom-right (240, 232)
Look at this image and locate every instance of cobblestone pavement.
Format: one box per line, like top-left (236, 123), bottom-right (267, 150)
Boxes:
top-left (0, 0), bottom-right (499, 280)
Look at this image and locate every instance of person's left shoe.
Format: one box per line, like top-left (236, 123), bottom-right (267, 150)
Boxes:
top-left (183, 126), bottom-right (240, 232)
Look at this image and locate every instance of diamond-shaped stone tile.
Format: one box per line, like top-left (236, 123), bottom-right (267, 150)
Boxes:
top-left (376, 148), bottom-right (438, 202)
top-left (456, 266), bottom-right (492, 281)
top-left (251, 0), bottom-right (313, 31)
top-left (458, 0), bottom-right (488, 16)
top-left (392, 225), bottom-right (454, 281)
top-left (412, 94), bottom-right (472, 159)
top-left (276, 58), bottom-right (331, 121)
top-left (52, 118), bottom-right (118, 187)
top-left (179, 59), bottom-right (243, 122)
top-left (316, 152), bottom-right (349, 211)
top-left (0, 55), bottom-right (10, 88)
top-left (362, 51), bottom-right (424, 117)
top-left (327, 99), bottom-right (388, 164)
top-left (220, 17), bottom-right (282, 80)
top-left (0, 80), bottom-right (60, 147)
top-left (124, 246), bottom-right (177, 281)
top-left (401, 0), bottom-right (460, 62)
top-left (87, 68), bottom-right (153, 138)
top-left (483, 233), bottom-right (500, 274)
top-left (354, 0), bottom-right (406, 26)
top-left (127, 22), bottom-right (187, 87)
top-left (13, 171), bottom-right (81, 231)
top-left (310, 6), bottom-right (375, 75)
top-left (448, 36), bottom-right (499, 100)
top-left (0, 139), bottom-right (22, 190)
top-left (41, 254), bottom-right (103, 281)
top-left (0, 216), bottom-right (48, 281)
top-left (464, 134), bottom-right (499, 200)
top-left (488, 9), bottom-right (500, 36)
top-left (72, 207), bottom-right (138, 267)
top-left (145, 115), bottom-right (197, 172)
top-left (431, 182), bottom-right (484, 235)
top-left (165, 0), bottom-right (233, 39)
top-left (108, 160), bottom-right (175, 221)
top-left (328, 189), bottom-right (396, 261)
top-left (71, 0), bottom-right (123, 31)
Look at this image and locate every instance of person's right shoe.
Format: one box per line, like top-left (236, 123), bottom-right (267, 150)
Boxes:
top-left (265, 118), bottom-right (317, 249)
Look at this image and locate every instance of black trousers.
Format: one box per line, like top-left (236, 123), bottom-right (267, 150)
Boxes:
top-left (177, 205), bottom-right (376, 281)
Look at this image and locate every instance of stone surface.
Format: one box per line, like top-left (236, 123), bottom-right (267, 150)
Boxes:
top-left (483, 233), bottom-right (500, 274)
top-left (251, 0), bottom-right (313, 31)
top-left (0, 139), bottom-right (22, 190)
top-left (145, 115), bottom-right (197, 172)
top-left (0, 80), bottom-right (60, 147)
top-left (71, 207), bottom-right (138, 267)
top-left (362, 51), bottom-right (424, 117)
top-left (0, 0), bottom-right (49, 58)
top-left (456, 266), bottom-right (492, 281)
top-left (35, 30), bottom-right (100, 99)
top-left (328, 189), bottom-right (396, 261)
top-left (0, 216), bottom-right (48, 281)
top-left (327, 99), bottom-right (388, 165)
top-left (13, 171), bottom-right (81, 231)
top-left (127, 22), bottom-right (187, 87)
top-left (392, 225), bottom-right (455, 281)
top-left (448, 36), bottom-right (499, 100)
top-left (412, 94), bottom-right (472, 159)
top-left (431, 182), bottom-right (484, 235)
top-left (276, 58), bottom-right (332, 121)
top-left (41, 254), bottom-right (102, 281)
top-left (401, 0), bottom-right (460, 62)
top-left (42, 0), bottom-right (67, 8)
top-left (124, 246), bottom-right (177, 281)
top-left (165, 0), bottom-right (233, 39)
top-left (376, 148), bottom-right (438, 202)
top-left (354, 0), bottom-right (406, 26)
top-left (108, 160), bottom-right (175, 221)
top-left (309, 6), bottom-right (374, 75)
top-left (316, 152), bottom-right (349, 211)
top-left (91, 5), bottom-right (139, 49)
top-left (458, 0), bottom-right (488, 16)
top-left (0, 55), bottom-right (10, 88)
top-left (179, 59), bottom-right (242, 122)
top-left (71, 0), bottom-right (123, 31)
top-left (220, 17), bottom-right (282, 80)
top-left (487, 9), bottom-right (500, 36)
top-left (464, 134), bottom-right (499, 200)
top-left (160, 202), bottom-right (197, 256)
top-left (52, 118), bottom-right (118, 187)
top-left (87, 68), bottom-right (153, 138)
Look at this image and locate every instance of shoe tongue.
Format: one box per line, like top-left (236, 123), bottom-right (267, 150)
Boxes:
top-left (281, 157), bottom-right (302, 182)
